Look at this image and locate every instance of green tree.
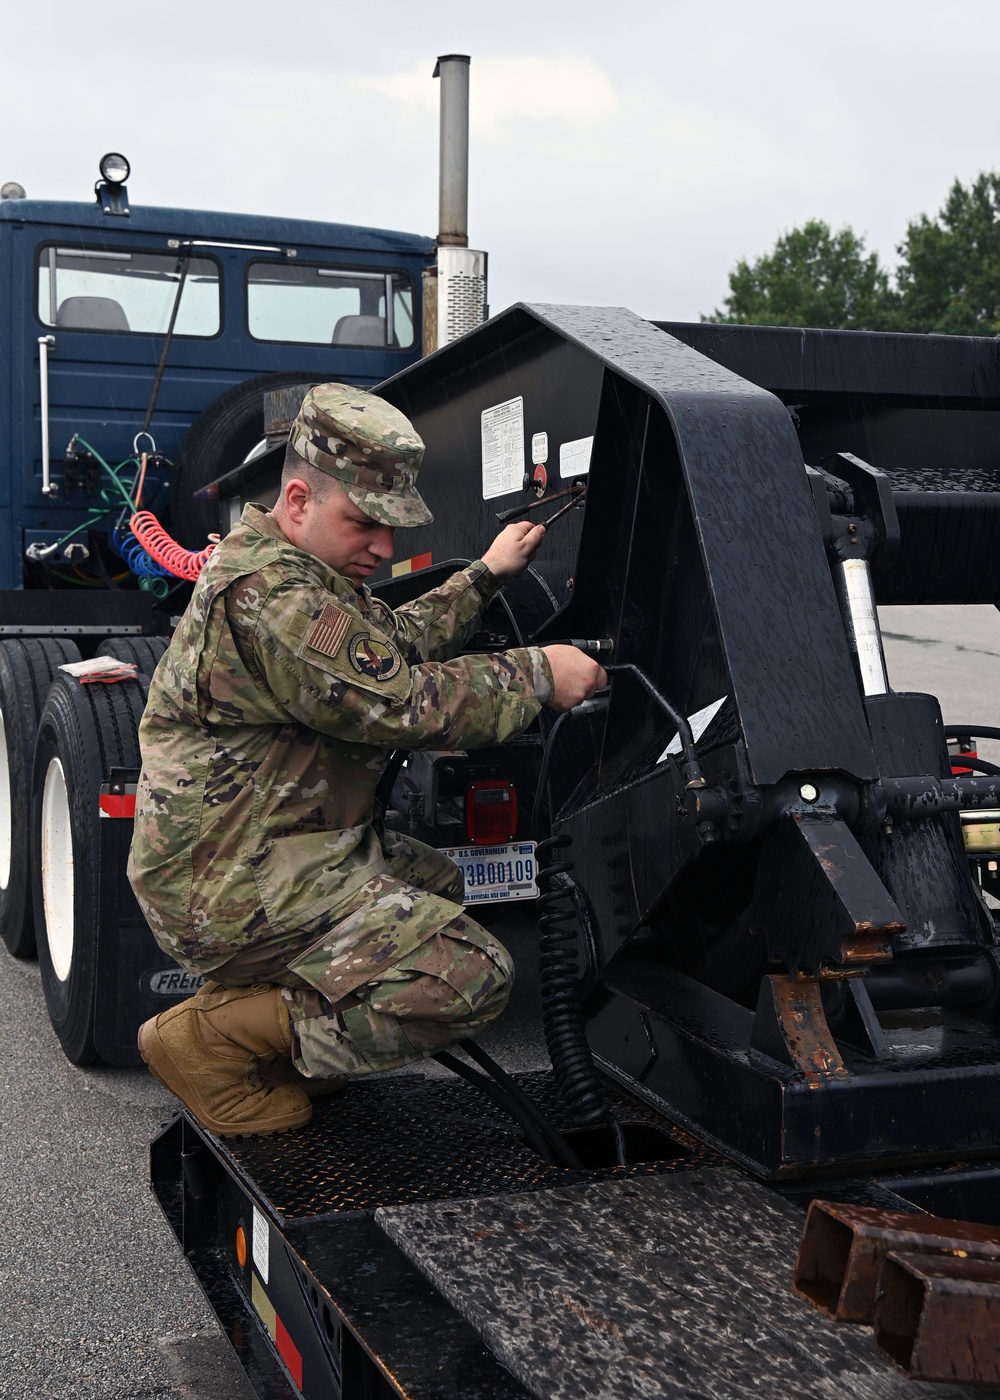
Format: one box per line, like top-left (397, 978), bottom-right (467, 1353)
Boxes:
top-left (894, 173), bottom-right (1000, 334)
top-left (707, 220), bottom-right (897, 330)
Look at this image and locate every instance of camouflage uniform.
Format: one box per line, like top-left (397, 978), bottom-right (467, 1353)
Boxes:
top-left (129, 386), bottom-right (552, 1078)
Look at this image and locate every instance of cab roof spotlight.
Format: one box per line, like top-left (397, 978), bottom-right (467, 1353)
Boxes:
top-left (99, 152), bottom-right (130, 186)
top-left (96, 153), bottom-right (130, 217)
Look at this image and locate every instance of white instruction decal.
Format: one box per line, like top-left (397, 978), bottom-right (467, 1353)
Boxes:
top-left (658, 696), bottom-right (728, 764)
top-left (481, 397), bottom-right (525, 499)
top-left (531, 431), bottom-right (549, 465)
top-left (252, 1203), bottom-right (269, 1283)
top-left (559, 436), bottom-right (594, 479)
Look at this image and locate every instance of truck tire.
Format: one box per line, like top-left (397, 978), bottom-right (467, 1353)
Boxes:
top-left (171, 372), bottom-right (317, 547)
top-left (96, 636), bottom-right (170, 675)
top-left (32, 673), bottom-right (148, 1064)
top-left (0, 638), bottom-right (81, 957)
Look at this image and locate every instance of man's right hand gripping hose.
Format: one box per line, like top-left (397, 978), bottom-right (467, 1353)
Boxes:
top-left (541, 644), bottom-right (607, 712)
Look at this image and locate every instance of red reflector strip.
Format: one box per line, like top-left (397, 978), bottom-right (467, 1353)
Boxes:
top-left (252, 1273), bottom-right (305, 1391)
top-left (99, 792), bottom-right (136, 818)
top-left (275, 1314), bottom-right (304, 1391)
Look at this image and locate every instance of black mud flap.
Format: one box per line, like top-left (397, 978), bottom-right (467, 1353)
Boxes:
top-left (94, 790), bottom-right (200, 1066)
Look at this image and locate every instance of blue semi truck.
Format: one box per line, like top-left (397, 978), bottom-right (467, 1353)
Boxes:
top-left (0, 152), bottom-right (449, 1063)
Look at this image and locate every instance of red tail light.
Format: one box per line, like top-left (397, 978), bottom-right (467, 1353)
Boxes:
top-left (465, 780), bottom-right (518, 845)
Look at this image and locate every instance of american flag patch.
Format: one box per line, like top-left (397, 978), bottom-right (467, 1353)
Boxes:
top-left (306, 603), bottom-right (352, 658)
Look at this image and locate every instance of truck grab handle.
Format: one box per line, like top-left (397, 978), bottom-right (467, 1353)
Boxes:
top-left (38, 335), bottom-right (56, 496)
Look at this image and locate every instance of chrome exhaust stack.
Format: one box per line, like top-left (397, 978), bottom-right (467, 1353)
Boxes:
top-left (424, 55), bottom-right (488, 353)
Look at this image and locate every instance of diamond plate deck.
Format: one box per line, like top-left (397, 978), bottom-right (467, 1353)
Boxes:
top-left (217, 1070), bottom-right (721, 1221)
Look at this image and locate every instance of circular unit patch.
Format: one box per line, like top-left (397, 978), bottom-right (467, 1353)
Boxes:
top-left (349, 632), bottom-right (402, 681)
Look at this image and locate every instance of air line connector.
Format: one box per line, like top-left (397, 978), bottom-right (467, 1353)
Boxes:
top-left (683, 782), bottom-right (734, 845)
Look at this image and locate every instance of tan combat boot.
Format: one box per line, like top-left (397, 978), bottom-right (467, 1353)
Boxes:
top-left (260, 1055), bottom-right (347, 1098)
top-left (137, 983), bottom-right (312, 1136)
top-left (192, 979), bottom-right (345, 1098)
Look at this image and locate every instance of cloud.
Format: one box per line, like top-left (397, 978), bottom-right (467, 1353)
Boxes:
top-left (349, 55), bottom-right (618, 138)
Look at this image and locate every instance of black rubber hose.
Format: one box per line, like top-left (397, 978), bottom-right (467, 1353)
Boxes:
top-left (456, 1038), bottom-right (585, 1171)
top-left (536, 834), bottom-right (609, 1128)
top-left (433, 1050), bottom-right (574, 1167)
top-left (946, 755), bottom-right (1000, 776)
top-left (602, 663), bottom-right (703, 782)
top-left (530, 710), bottom-right (569, 832)
top-left (947, 725), bottom-right (1000, 743)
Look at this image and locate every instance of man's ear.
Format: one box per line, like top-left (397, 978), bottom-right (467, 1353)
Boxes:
top-left (283, 478), bottom-right (311, 525)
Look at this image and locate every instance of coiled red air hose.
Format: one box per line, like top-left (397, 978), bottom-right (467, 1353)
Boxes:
top-left (129, 511), bottom-right (216, 582)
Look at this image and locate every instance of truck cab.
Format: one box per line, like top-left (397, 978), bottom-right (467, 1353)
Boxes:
top-left (0, 156), bottom-right (434, 595)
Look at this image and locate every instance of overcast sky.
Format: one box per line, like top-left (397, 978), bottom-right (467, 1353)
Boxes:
top-left (4, 0), bottom-right (998, 323)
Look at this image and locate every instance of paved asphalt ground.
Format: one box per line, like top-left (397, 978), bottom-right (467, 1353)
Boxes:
top-left (2, 603), bottom-right (999, 1399)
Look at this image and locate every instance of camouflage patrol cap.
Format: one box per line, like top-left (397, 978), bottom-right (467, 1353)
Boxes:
top-left (290, 383), bottom-right (433, 527)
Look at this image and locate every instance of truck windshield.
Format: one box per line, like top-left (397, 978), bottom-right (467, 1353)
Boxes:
top-left (37, 246), bottom-right (221, 337)
top-left (247, 261), bottom-right (414, 348)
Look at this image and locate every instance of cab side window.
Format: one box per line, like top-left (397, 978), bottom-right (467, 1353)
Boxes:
top-left (246, 262), bottom-right (414, 349)
top-left (37, 246), bottom-right (221, 337)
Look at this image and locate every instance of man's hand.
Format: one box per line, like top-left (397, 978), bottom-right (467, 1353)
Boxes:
top-left (481, 521), bottom-right (546, 582)
top-left (541, 645), bottom-right (608, 712)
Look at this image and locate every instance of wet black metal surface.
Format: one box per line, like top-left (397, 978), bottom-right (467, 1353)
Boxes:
top-left (284, 1215), bottom-right (533, 1399)
top-left (378, 1167), bottom-right (987, 1400)
top-left (217, 1071), bottom-right (719, 1222)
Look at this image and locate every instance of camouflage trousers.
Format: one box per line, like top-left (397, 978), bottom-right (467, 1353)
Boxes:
top-left (216, 833), bottom-right (513, 1079)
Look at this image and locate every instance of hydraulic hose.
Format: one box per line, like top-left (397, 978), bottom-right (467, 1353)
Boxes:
top-left (530, 691), bottom-right (627, 1159)
top-left (433, 1049), bottom-right (583, 1169)
top-left (455, 1039), bottom-right (586, 1170)
top-left (536, 834), bottom-right (611, 1130)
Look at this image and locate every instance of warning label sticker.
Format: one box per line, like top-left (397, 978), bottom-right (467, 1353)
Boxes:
top-left (559, 436), bottom-right (594, 479)
top-left (481, 397), bottom-right (525, 499)
top-left (253, 1203), bottom-right (269, 1283)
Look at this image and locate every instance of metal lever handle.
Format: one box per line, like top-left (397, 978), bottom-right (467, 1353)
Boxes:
top-left (496, 483), bottom-right (585, 523)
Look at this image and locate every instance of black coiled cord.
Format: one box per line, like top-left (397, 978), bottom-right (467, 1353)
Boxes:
top-left (536, 833), bottom-right (610, 1129)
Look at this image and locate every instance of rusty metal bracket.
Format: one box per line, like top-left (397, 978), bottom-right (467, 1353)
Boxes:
top-left (794, 1199), bottom-right (1000, 1323)
top-left (874, 1250), bottom-right (1000, 1382)
top-left (750, 975), bottom-right (848, 1085)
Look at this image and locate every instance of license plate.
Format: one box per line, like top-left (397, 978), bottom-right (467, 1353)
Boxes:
top-left (439, 841), bottom-right (539, 904)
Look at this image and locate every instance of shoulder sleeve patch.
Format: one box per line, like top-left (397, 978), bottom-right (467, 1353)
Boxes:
top-left (303, 603), bottom-right (353, 659)
top-left (346, 632), bottom-right (402, 683)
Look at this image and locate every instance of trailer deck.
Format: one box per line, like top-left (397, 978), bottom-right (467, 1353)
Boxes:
top-left (151, 1070), bottom-right (996, 1399)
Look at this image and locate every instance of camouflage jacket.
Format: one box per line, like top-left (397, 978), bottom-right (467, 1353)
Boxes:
top-left (128, 505), bottom-right (552, 970)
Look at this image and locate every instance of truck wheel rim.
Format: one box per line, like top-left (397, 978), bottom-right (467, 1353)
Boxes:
top-left (0, 709), bottom-right (11, 891)
top-left (40, 756), bottom-right (74, 982)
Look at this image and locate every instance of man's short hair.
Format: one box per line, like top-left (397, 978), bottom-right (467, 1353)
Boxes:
top-left (281, 443), bottom-right (337, 503)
